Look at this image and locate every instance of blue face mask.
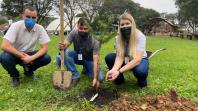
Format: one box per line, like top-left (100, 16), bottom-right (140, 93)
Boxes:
top-left (24, 18), bottom-right (36, 28)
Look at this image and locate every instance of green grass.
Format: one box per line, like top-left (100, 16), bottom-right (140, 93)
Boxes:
top-left (0, 36), bottom-right (198, 110)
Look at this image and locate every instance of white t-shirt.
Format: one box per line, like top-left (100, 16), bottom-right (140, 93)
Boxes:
top-left (4, 20), bottom-right (50, 52)
top-left (115, 30), bottom-right (147, 58)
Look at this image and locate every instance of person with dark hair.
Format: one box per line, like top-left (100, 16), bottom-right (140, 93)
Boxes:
top-left (0, 6), bottom-right (51, 87)
top-left (57, 17), bottom-right (103, 87)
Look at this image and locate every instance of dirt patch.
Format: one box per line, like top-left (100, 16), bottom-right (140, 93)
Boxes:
top-left (108, 88), bottom-right (198, 111)
top-left (80, 88), bottom-right (118, 106)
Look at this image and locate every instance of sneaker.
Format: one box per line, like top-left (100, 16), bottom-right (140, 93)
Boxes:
top-left (11, 77), bottom-right (20, 87)
top-left (70, 78), bottom-right (80, 87)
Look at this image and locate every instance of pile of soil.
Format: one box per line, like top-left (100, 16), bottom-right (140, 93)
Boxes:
top-left (80, 88), bottom-right (118, 106)
top-left (108, 88), bottom-right (198, 111)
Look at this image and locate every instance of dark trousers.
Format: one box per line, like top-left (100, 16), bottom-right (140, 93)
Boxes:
top-left (105, 53), bottom-right (149, 87)
top-left (0, 51), bottom-right (51, 77)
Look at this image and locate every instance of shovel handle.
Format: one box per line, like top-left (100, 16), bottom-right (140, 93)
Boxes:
top-left (60, 0), bottom-right (65, 71)
top-left (59, 0), bottom-right (65, 84)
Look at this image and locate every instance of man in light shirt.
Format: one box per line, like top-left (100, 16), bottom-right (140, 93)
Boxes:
top-left (0, 6), bottom-right (51, 87)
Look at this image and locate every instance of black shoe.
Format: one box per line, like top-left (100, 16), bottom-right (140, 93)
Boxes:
top-left (113, 79), bottom-right (125, 85)
top-left (26, 74), bottom-right (36, 80)
top-left (24, 66), bottom-right (34, 79)
top-left (113, 74), bottom-right (125, 85)
top-left (138, 80), bottom-right (147, 88)
top-left (24, 71), bottom-right (35, 78)
top-left (81, 68), bottom-right (87, 75)
top-left (23, 64), bottom-right (34, 77)
top-left (11, 77), bottom-right (20, 87)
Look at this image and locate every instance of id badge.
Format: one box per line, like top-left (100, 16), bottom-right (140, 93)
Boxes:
top-left (78, 54), bottom-right (83, 60)
top-left (125, 57), bottom-right (129, 64)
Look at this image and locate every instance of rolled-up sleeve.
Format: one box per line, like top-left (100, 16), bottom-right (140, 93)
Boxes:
top-left (38, 25), bottom-right (50, 44)
top-left (67, 30), bottom-right (76, 43)
top-left (3, 24), bottom-right (17, 43)
top-left (93, 40), bottom-right (100, 55)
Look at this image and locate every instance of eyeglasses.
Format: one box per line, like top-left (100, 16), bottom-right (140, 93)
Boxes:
top-left (79, 27), bottom-right (88, 31)
top-left (26, 16), bottom-right (36, 19)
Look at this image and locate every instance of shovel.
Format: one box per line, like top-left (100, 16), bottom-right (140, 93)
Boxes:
top-left (90, 80), bottom-right (100, 102)
top-left (52, 0), bottom-right (72, 90)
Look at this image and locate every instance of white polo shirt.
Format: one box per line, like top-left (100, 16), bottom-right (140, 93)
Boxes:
top-left (4, 20), bottom-right (50, 52)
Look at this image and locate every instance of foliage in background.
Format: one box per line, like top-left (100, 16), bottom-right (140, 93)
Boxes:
top-left (78, 0), bottom-right (103, 24)
top-left (1, 0), bottom-right (56, 25)
top-left (93, 13), bottom-right (115, 32)
top-left (0, 0), bottom-right (160, 32)
top-left (175, 0), bottom-right (198, 39)
top-left (0, 17), bottom-right (8, 25)
top-left (92, 0), bottom-right (160, 32)
top-left (136, 8), bottom-right (160, 30)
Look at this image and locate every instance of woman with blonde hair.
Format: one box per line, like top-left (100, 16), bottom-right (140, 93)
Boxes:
top-left (105, 12), bottom-right (148, 87)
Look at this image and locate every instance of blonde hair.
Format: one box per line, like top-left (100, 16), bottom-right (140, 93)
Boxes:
top-left (117, 12), bottom-right (137, 59)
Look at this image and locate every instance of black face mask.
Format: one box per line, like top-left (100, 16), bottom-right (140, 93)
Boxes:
top-left (120, 27), bottom-right (131, 40)
top-left (78, 31), bottom-right (89, 38)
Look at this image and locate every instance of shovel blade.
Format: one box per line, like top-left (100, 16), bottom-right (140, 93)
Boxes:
top-left (52, 71), bottom-right (72, 90)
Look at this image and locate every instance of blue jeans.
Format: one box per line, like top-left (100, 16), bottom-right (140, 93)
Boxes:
top-left (105, 53), bottom-right (149, 87)
top-left (0, 51), bottom-right (51, 77)
top-left (56, 50), bottom-right (104, 81)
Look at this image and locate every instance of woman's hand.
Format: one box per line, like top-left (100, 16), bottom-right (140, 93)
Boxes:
top-left (106, 69), bottom-right (120, 81)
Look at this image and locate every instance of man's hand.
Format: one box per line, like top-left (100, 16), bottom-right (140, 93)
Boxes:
top-left (92, 78), bottom-right (99, 92)
top-left (19, 52), bottom-right (27, 58)
top-left (59, 42), bottom-right (66, 50)
top-left (106, 69), bottom-right (120, 81)
top-left (21, 53), bottom-right (34, 64)
top-left (92, 78), bottom-right (98, 87)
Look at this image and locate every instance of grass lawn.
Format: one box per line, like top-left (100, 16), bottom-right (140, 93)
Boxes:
top-left (0, 36), bottom-right (197, 110)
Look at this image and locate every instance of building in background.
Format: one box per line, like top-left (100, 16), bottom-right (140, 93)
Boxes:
top-left (46, 17), bottom-right (80, 36)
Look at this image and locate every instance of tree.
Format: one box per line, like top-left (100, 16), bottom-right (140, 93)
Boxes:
top-left (99, 0), bottom-right (140, 18)
top-left (136, 8), bottom-right (160, 31)
top-left (96, 0), bottom-right (159, 32)
top-left (0, 17), bottom-right (8, 25)
top-left (64, 0), bottom-right (80, 30)
top-left (1, 0), bottom-right (56, 24)
top-left (77, 0), bottom-right (103, 24)
top-left (175, 0), bottom-right (198, 39)
top-left (53, 0), bottom-right (80, 30)
top-left (94, 0), bottom-right (140, 32)
top-left (93, 13), bottom-right (114, 32)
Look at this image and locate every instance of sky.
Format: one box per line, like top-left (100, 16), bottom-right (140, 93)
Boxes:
top-left (132, 0), bottom-right (178, 13)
